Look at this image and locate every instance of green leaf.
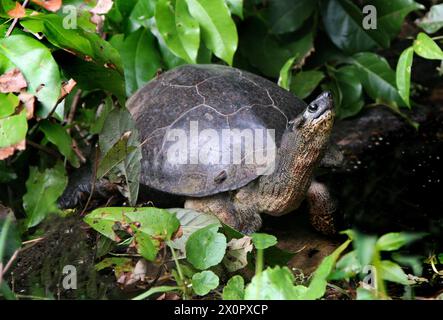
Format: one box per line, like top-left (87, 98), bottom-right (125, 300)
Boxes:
top-left (23, 162), bottom-right (68, 228)
top-left (251, 233), bottom-right (277, 250)
top-left (417, 3), bottom-right (443, 34)
top-left (97, 131), bottom-right (136, 178)
top-left (278, 56), bottom-right (297, 90)
top-left (239, 18), bottom-right (313, 78)
top-left (168, 208), bottom-right (220, 256)
top-left (225, 0), bottom-right (243, 19)
top-left (95, 257), bottom-right (132, 272)
top-left (352, 231), bottom-right (377, 268)
top-left (329, 250), bottom-right (361, 280)
top-left (379, 260), bottom-right (410, 285)
top-left (413, 32), bottom-right (443, 60)
top-left (333, 65), bottom-right (364, 119)
top-left (290, 70), bottom-right (325, 99)
top-left (84, 207), bottom-right (128, 241)
top-left (125, 208), bottom-right (180, 241)
top-left (266, 0), bottom-right (316, 34)
top-left (192, 270), bottom-right (219, 296)
top-left (374, 0), bottom-right (424, 39)
top-left (352, 52), bottom-right (405, 107)
top-left (186, 223), bottom-right (227, 270)
top-left (119, 28), bottom-right (162, 97)
top-left (39, 120), bottom-right (80, 168)
top-left (321, 0), bottom-right (390, 54)
top-left (100, 108), bottom-right (142, 206)
top-left (0, 93), bottom-right (19, 118)
top-left (304, 239), bottom-right (351, 300)
top-left (244, 266), bottom-right (307, 300)
top-left (0, 216), bottom-right (21, 263)
top-left (223, 275), bottom-right (245, 300)
top-left (184, 0), bottom-right (238, 65)
top-left (376, 232), bottom-right (425, 252)
top-left (0, 35), bottom-right (61, 117)
top-left (134, 230), bottom-right (159, 261)
top-left (156, 0), bottom-right (200, 64)
top-left (0, 111), bottom-right (27, 148)
top-left (129, 0), bottom-right (156, 28)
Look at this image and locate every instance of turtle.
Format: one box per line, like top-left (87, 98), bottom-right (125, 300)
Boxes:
top-left (60, 64), bottom-right (337, 234)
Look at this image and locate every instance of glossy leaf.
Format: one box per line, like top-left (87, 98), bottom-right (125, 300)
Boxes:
top-left (40, 120), bottom-right (80, 167)
top-left (186, 223), bottom-right (227, 270)
top-left (334, 65), bottom-right (364, 119)
top-left (225, 0), bottom-right (242, 19)
top-left (185, 0), bottom-right (238, 65)
top-left (413, 32), bottom-right (443, 60)
top-left (290, 70), bottom-right (325, 99)
top-left (156, 0), bottom-right (200, 64)
top-left (251, 233), bottom-right (277, 250)
top-left (23, 162), bottom-right (67, 228)
top-left (321, 0), bottom-right (390, 54)
top-left (0, 93), bottom-right (19, 118)
top-left (192, 270), bottom-right (219, 296)
top-left (376, 232), bottom-right (425, 251)
top-left (119, 28), bottom-right (162, 97)
top-left (352, 52), bottom-right (405, 107)
top-left (278, 56), bottom-right (297, 90)
top-left (374, 0), bottom-right (423, 39)
top-left (266, 0), bottom-right (316, 34)
top-left (396, 47), bottom-right (414, 108)
top-left (0, 35), bottom-right (61, 117)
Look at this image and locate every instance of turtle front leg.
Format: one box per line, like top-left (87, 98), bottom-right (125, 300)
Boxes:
top-left (306, 181), bottom-right (337, 235)
top-left (185, 193), bottom-right (262, 234)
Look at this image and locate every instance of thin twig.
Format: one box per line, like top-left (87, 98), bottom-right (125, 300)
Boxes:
top-left (2, 250), bottom-right (19, 276)
top-left (81, 146), bottom-right (99, 215)
top-left (26, 140), bottom-right (60, 158)
top-left (5, 0), bottom-right (30, 37)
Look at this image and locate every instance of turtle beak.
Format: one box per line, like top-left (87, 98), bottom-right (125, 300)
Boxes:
top-left (306, 91), bottom-right (334, 120)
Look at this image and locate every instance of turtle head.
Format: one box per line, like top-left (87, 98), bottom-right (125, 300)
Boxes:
top-left (285, 91), bottom-right (335, 161)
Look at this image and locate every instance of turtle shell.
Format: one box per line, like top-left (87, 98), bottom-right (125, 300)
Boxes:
top-left (127, 64), bottom-right (307, 197)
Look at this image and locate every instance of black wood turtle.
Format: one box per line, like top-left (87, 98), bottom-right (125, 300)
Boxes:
top-left (61, 64), bottom-right (336, 234)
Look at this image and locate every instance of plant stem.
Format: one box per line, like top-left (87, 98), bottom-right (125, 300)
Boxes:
top-left (255, 249), bottom-right (264, 275)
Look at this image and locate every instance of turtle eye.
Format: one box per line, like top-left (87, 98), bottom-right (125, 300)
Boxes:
top-left (308, 103), bottom-right (318, 113)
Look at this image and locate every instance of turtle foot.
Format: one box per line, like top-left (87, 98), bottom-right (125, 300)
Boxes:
top-left (307, 181), bottom-right (337, 236)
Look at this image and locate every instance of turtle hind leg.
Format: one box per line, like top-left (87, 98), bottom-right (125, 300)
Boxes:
top-left (184, 193), bottom-right (262, 234)
top-left (307, 181), bottom-right (337, 235)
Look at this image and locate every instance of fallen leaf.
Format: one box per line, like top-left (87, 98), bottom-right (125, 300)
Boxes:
top-left (0, 68), bottom-right (27, 93)
top-left (59, 79), bottom-right (77, 100)
top-left (0, 140), bottom-right (26, 160)
top-left (7, 2), bottom-right (26, 18)
top-left (222, 236), bottom-right (253, 272)
top-left (19, 92), bottom-right (35, 120)
top-left (31, 0), bottom-right (62, 12)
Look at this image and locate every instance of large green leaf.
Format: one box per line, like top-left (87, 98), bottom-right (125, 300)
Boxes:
top-left (39, 121), bottom-right (80, 167)
top-left (417, 3), bottom-right (443, 34)
top-left (239, 18), bottom-right (313, 77)
top-left (156, 0), bottom-right (200, 64)
top-left (0, 35), bottom-right (61, 117)
top-left (251, 233), bottom-right (277, 250)
top-left (0, 111), bottom-right (27, 148)
top-left (321, 0), bottom-right (389, 54)
top-left (278, 56), bottom-right (297, 90)
top-left (333, 65), bottom-right (364, 119)
top-left (266, 0), bottom-right (316, 34)
top-left (290, 70), bottom-right (325, 99)
top-left (100, 108), bottom-right (142, 206)
top-left (396, 46), bottom-right (414, 108)
top-left (186, 223), bottom-right (227, 270)
top-left (21, 14), bottom-right (123, 73)
top-left (119, 28), bottom-right (162, 97)
top-left (23, 162), bottom-right (68, 228)
top-left (374, 0), bottom-right (423, 39)
top-left (352, 52), bottom-right (405, 107)
top-left (413, 32), bottom-right (443, 60)
top-left (379, 260), bottom-right (411, 285)
top-left (185, 0), bottom-right (237, 65)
